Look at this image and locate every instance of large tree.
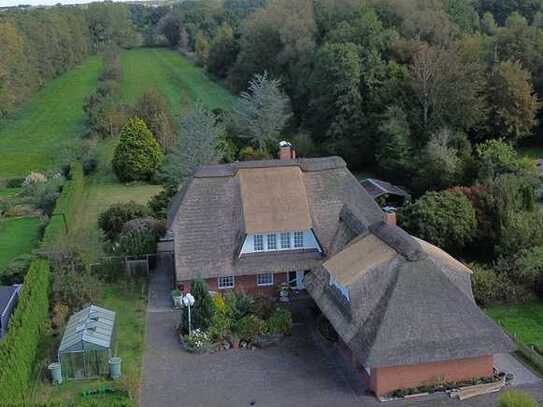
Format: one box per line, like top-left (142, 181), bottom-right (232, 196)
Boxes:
top-left (112, 118), bottom-right (164, 182)
top-left (399, 190), bottom-right (477, 253)
top-left (486, 60), bottom-right (541, 143)
top-left (231, 72), bottom-right (292, 151)
top-left (161, 104), bottom-right (223, 188)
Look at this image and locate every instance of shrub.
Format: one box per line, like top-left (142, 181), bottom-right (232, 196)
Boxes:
top-left (234, 315), bottom-right (266, 342)
top-left (266, 307), bottom-right (293, 335)
top-left (498, 390), bottom-right (537, 407)
top-left (111, 218), bottom-right (161, 256)
top-left (21, 174), bottom-right (65, 215)
top-left (250, 295), bottom-right (274, 320)
top-left (183, 329), bottom-right (211, 352)
top-left (50, 251), bottom-right (102, 312)
top-left (98, 201), bottom-right (151, 241)
top-left (182, 279), bottom-right (214, 333)
top-left (399, 191), bottom-right (477, 253)
top-left (112, 118), bottom-right (164, 182)
top-left (6, 178), bottom-right (24, 188)
top-left (0, 260), bottom-right (50, 404)
top-left (470, 263), bottom-right (525, 306)
top-left (225, 291), bottom-right (252, 320)
top-left (208, 295), bottom-right (233, 341)
top-left (148, 188), bottom-right (176, 219)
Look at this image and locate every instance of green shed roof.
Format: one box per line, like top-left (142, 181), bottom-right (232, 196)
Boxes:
top-left (59, 305), bottom-right (115, 353)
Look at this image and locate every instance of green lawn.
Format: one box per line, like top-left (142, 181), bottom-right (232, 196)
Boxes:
top-left (485, 301), bottom-right (543, 347)
top-left (120, 48), bottom-right (235, 113)
top-left (0, 57), bottom-right (103, 180)
top-left (0, 187), bottom-right (20, 199)
top-left (0, 217), bottom-right (42, 271)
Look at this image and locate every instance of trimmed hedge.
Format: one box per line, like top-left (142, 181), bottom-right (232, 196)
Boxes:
top-left (42, 162), bottom-right (85, 246)
top-left (0, 259), bottom-right (50, 404)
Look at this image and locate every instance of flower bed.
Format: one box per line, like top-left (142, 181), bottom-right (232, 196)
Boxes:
top-left (177, 281), bottom-right (293, 354)
top-left (386, 373), bottom-right (505, 400)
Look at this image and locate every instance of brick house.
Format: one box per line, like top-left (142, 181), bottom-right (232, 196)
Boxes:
top-left (167, 143), bottom-right (513, 396)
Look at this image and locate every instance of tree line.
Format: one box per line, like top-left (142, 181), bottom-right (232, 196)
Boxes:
top-left (0, 3), bottom-right (136, 118)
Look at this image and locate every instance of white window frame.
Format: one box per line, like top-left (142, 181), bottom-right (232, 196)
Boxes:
top-left (266, 233), bottom-right (277, 250)
top-left (256, 273), bottom-right (274, 287)
top-left (253, 234), bottom-right (264, 251)
top-left (280, 232), bottom-right (291, 249)
top-left (217, 276), bottom-right (235, 289)
top-left (293, 231), bottom-right (304, 248)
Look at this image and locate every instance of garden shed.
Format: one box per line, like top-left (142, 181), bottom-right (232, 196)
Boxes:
top-left (58, 305), bottom-right (116, 380)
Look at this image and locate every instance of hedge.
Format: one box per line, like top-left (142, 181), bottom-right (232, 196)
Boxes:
top-left (41, 162), bottom-right (85, 246)
top-left (0, 259), bottom-right (50, 404)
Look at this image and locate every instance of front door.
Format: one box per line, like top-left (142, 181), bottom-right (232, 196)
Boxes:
top-left (288, 271), bottom-right (304, 289)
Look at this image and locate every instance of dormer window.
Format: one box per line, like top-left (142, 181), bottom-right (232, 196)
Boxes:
top-left (294, 231), bottom-right (304, 248)
top-left (254, 234), bottom-right (264, 251)
top-left (240, 230), bottom-right (321, 255)
top-left (280, 232), bottom-right (291, 249)
top-left (267, 234), bottom-right (277, 250)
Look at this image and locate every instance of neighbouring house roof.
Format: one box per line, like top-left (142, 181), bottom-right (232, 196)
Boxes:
top-left (0, 285), bottom-right (19, 317)
top-left (238, 166), bottom-right (312, 234)
top-left (59, 305), bottom-right (115, 353)
top-left (361, 178), bottom-right (410, 200)
top-left (305, 221), bottom-right (514, 368)
top-left (169, 156), bottom-right (384, 281)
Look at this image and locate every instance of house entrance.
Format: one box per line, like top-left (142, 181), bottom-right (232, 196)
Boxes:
top-left (288, 271), bottom-right (305, 289)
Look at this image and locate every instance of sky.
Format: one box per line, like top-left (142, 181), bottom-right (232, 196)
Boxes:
top-left (0, 0), bottom-right (145, 6)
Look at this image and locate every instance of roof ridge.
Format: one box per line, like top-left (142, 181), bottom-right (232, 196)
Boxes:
top-left (369, 222), bottom-right (426, 261)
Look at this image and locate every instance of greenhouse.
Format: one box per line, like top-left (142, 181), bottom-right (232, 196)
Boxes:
top-left (58, 305), bottom-right (116, 380)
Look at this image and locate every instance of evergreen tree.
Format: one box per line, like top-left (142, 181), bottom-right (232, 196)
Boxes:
top-left (112, 118), bottom-right (164, 182)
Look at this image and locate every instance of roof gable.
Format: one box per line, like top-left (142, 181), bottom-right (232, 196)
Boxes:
top-left (238, 166), bottom-right (312, 234)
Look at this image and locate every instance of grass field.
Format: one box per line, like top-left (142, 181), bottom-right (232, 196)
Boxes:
top-left (0, 57), bottom-right (103, 180)
top-left (486, 301), bottom-right (543, 347)
top-left (120, 48), bottom-right (235, 113)
top-left (0, 217), bottom-right (42, 271)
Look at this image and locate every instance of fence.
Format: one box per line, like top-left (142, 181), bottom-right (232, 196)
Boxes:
top-left (90, 252), bottom-right (175, 286)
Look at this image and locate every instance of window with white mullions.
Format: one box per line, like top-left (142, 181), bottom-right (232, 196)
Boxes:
top-left (253, 234), bottom-right (264, 251)
top-left (218, 276), bottom-right (234, 289)
top-left (280, 232), bottom-right (291, 249)
top-left (294, 231), bottom-right (304, 248)
top-left (267, 234), bottom-right (277, 250)
top-left (257, 273), bottom-right (273, 286)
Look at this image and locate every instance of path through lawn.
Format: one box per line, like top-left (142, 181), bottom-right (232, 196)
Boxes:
top-left (0, 57), bottom-right (102, 180)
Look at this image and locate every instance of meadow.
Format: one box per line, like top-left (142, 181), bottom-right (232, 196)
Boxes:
top-left (0, 57), bottom-right (102, 180)
top-left (486, 302), bottom-right (543, 348)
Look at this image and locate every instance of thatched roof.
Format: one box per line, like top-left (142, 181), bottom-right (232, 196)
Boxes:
top-left (238, 167), bottom-right (312, 234)
top-left (305, 222), bottom-right (514, 368)
top-left (169, 157), bottom-right (383, 281)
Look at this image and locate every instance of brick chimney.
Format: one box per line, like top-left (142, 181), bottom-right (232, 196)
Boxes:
top-left (279, 141), bottom-right (296, 160)
top-left (384, 211), bottom-right (396, 226)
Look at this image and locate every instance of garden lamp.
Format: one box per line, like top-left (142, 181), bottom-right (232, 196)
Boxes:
top-left (182, 293), bottom-right (195, 335)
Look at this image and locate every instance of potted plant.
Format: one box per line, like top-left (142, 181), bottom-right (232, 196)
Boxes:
top-left (229, 332), bottom-right (241, 349)
top-left (278, 283), bottom-right (290, 303)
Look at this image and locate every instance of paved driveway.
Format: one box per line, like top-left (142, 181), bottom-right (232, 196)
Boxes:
top-left (141, 269), bottom-right (543, 407)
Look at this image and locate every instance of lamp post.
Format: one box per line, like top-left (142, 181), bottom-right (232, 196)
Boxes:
top-left (182, 293), bottom-right (195, 336)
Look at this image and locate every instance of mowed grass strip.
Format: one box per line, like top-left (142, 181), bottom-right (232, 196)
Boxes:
top-left (486, 301), bottom-right (543, 347)
top-left (0, 217), bottom-right (42, 271)
top-left (0, 56), bottom-right (103, 180)
top-left (120, 48), bottom-right (236, 113)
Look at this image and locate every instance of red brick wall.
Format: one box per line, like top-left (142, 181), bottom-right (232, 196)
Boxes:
top-left (370, 355), bottom-right (493, 396)
top-left (178, 272), bottom-right (288, 297)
